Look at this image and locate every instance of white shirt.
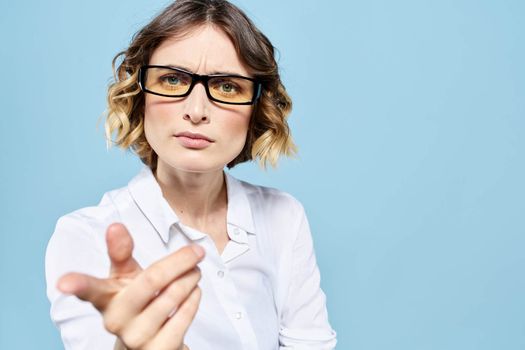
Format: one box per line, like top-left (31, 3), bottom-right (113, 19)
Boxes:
top-left (45, 166), bottom-right (337, 349)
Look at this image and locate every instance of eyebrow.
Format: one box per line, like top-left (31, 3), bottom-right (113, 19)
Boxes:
top-left (164, 64), bottom-right (247, 77)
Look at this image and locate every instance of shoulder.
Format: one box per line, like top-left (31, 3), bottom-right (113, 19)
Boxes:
top-left (54, 186), bottom-right (127, 236)
top-left (230, 175), bottom-right (304, 212)
top-left (46, 184), bottom-right (131, 266)
top-left (226, 173), bottom-right (306, 226)
top-left (45, 184), bottom-right (135, 292)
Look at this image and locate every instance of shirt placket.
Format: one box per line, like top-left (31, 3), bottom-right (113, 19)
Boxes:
top-left (203, 227), bottom-right (260, 350)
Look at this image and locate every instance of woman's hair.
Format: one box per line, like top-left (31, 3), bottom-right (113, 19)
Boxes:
top-left (103, 0), bottom-right (296, 171)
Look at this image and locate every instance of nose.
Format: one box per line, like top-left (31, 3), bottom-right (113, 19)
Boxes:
top-left (182, 82), bottom-right (210, 124)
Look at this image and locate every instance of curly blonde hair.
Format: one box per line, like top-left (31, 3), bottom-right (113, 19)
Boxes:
top-left (103, 0), bottom-right (296, 172)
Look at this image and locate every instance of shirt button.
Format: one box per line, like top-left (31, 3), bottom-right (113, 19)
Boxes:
top-left (233, 228), bottom-right (240, 235)
top-left (234, 312), bottom-right (243, 320)
top-left (217, 270), bottom-right (224, 278)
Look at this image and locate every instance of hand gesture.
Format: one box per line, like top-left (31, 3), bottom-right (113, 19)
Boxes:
top-left (57, 223), bottom-right (204, 350)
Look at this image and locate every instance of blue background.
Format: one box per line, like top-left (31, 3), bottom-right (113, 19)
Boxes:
top-left (1, 0), bottom-right (524, 349)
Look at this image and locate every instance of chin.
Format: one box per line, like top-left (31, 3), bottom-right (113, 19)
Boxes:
top-left (163, 156), bottom-right (229, 174)
top-left (156, 145), bottom-right (243, 174)
top-left (176, 164), bottom-right (225, 174)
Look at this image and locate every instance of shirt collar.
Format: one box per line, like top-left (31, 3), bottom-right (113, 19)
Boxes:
top-left (225, 171), bottom-right (256, 235)
top-left (128, 166), bottom-right (179, 243)
top-left (128, 166), bottom-right (255, 244)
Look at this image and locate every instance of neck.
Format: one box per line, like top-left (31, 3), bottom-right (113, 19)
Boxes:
top-left (153, 161), bottom-right (227, 226)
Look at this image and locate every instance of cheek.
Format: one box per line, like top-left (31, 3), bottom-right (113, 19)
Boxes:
top-left (225, 108), bottom-right (252, 145)
top-left (143, 98), bottom-right (177, 140)
top-left (233, 114), bottom-right (250, 135)
top-left (143, 111), bottom-right (157, 146)
top-left (144, 98), bottom-right (175, 124)
top-left (236, 105), bottom-right (253, 129)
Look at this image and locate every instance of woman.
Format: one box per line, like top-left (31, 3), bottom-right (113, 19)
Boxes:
top-left (45, 0), bottom-right (337, 349)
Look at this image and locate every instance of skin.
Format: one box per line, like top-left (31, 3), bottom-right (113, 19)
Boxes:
top-left (57, 24), bottom-right (255, 350)
top-left (146, 24), bottom-right (254, 252)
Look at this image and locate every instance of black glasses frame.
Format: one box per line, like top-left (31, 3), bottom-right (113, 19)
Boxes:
top-left (138, 65), bottom-right (262, 105)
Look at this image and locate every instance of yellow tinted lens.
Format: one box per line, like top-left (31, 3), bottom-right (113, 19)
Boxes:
top-left (209, 77), bottom-right (254, 103)
top-left (146, 67), bottom-right (191, 95)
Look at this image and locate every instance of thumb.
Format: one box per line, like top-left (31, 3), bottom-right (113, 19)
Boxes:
top-left (57, 272), bottom-right (118, 311)
top-left (106, 223), bottom-right (143, 278)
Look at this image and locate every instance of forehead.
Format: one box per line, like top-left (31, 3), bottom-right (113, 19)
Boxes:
top-left (149, 24), bottom-right (250, 76)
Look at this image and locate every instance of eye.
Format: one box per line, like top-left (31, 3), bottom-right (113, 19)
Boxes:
top-left (220, 82), bottom-right (236, 92)
top-left (158, 71), bottom-right (192, 86)
top-left (161, 74), bottom-right (182, 85)
top-left (212, 79), bottom-right (242, 94)
top-left (166, 76), bottom-right (179, 84)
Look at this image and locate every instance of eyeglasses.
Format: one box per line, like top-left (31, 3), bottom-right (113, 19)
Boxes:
top-left (138, 65), bottom-right (262, 105)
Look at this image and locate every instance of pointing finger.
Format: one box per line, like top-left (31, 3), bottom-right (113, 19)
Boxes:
top-left (106, 223), bottom-right (143, 278)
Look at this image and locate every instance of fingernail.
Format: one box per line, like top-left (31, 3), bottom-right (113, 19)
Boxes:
top-left (191, 244), bottom-right (205, 259)
top-left (57, 279), bottom-right (73, 294)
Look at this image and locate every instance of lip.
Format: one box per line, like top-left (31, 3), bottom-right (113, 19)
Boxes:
top-left (173, 131), bottom-right (214, 149)
top-left (174, 131), bottom-right (214, 142)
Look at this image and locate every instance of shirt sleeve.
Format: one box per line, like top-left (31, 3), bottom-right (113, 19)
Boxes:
top-left (278, 203), bottom-right (337, 349)
top-left (45, 214), bottom-right (117, 350)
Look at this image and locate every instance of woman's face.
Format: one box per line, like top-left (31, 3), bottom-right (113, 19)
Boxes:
top-left (144, 25), bottom-right (254, 174)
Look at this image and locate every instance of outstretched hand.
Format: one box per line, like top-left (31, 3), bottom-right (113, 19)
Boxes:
top-left (57, 223), bottom-right (204, 350)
